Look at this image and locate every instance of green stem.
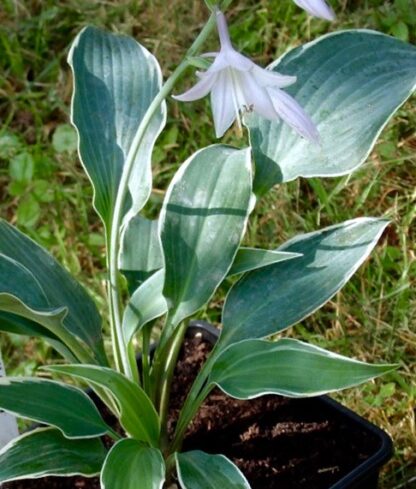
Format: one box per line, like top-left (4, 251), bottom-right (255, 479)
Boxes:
top-left (170, 345), bottom-right (220, 452)
top-left (165, 453), bottom-right (177, 486)
top-left (107, 427), bottom-right (122, 441)
top-left (170, 382), bottom-right (213, 454)
top-left (141, 322), bottom-right (153, 396)
top-left (106, 232), bottom-right (123, 372)
top-left (109, 300), bottom-right (123, 372)
top-left (150, 314), bottom-right (177, 402)
top-left (157, 321), bottom-right (188, 451)
top-left (127, 341), bottom-right (140, 385)
top-left (107, 12), bottom-right (217, 380)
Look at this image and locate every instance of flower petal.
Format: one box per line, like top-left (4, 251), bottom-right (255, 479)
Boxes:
top-left (268, 87), bottom-right (320, 142)
top-left (208, 51), bottom-right (234, 72)
top-left (211, 71), bottom-right (238, 138)
top-left (212, 12), bottom-right (253, 72)
top-left (216, 10), bottom-right (233, 50)
top-left (239, 72), bottom-right (278, 120)
top-left (293, 0), bottom-right (336, 21)
top-left (224, 49), bottom-right (254, 72)
top-left (207, 48), bottom-right (253, 73)
top-left (173, 73), bottom-right (217, 102)
top-left (252, 65), bottom-right (297, 88)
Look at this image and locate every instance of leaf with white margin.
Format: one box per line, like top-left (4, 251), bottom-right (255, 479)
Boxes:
top-left (0, 427), bottom-right (106, 483)
top-left (0, 295), bottom-right (75, 354)
top-left (119, 216), bottom-right (163, 294)
top-left (0, 253), bottom-right (76, 358)
top-left (122, 269), bottom-right (167, 345)
top-left (0, 311), bottom-right (75, 361)
top-left (0, 220), bottom-right (105, 363)
top-left (101, 439), bottom-right (165, 489)
top-left (160, 145), bottom-right (253, 330)
top-left (121, 247), bottom-right (299, 344)
top-left (70, 26), bottom-right (166, 227)
top-left (121, 247), bottom-right (300, 344)
top-left (0, 254), bottom-right (74, 358)
top-left (176, 450), bottom-right (251, 489)
top-left (210, 338), bottom-right (396, 399)
top-left (0, 377), bottom-right (110, 438)
top-left (218, 218), bottom-right (389, 352)
top-left (245, 30), bottom-right (416, 195)
top-left (0, 254), bottom-right (48, 307)
top-left (46, 364), bottom-right (159, 446)
top-left (228, 247), bottom-right (301, 276)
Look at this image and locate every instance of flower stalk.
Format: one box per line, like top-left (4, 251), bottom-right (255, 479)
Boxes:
top-left (107, 12), bottom-right (217, 380)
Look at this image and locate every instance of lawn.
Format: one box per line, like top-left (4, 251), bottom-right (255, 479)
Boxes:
top-left (0, 0), bottom-right (415, 487)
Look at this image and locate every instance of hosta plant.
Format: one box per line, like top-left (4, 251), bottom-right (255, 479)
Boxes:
top-left (1, 0), bottom-right (415, 487)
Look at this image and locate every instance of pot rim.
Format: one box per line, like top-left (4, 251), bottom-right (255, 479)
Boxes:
top-left (187, 319), bottom-right (393, 489)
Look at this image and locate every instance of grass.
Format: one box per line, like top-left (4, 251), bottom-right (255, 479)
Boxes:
top-left (0, 0), bottom-right (415, 487)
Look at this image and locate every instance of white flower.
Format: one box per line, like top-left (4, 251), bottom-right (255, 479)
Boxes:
top-left (174, 10), bottom-right (319, 142)
top-left (293, 0), bottom-right (335, 21)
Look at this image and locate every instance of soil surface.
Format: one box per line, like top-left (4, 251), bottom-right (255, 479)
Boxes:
top-left (4, 333), bottom-right (381, 489)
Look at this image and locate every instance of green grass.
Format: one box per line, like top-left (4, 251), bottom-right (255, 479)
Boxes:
top-left (0, 0), bottom-right (415, 487)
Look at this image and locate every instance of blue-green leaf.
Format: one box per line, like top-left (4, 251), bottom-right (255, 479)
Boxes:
top-left (119, 216), bottom-right (163, 294)
top-left (0, 312), bottom-right (75, 361)
top-left (46, 365), bottom-right (159, 446)
top-left (121, 247), bottom-right (299, 345)
top-left (122, 269), bottom-right (167, 345)
top-left (160, 145), bottom-right (253, 329)
top-left (70, 26), bottom-right (165, 227)
top-left (101, 439), bottom-right (165, 489)
top-left (228, 247), bottom-right (301, 276)
top-left (219, 218), bottom-right (388, 351)
top-left (210, 339), bottom-right (396, 399)
top-left (0, 220), bottom-right (105, 362)
top-left (176, 451), bottom-right (251, 489)
top-left (0, 427), bottom-right (106, 483)
top-left (0, 377), bottom-right (109, 438)
top-left (0, 253), bottom-right (71, 356)
top-left (246, 30), bottom-right (416, 194)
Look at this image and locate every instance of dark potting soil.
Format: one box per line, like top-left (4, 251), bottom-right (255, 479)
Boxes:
top-left (4, 334), bottom-right (381, 489)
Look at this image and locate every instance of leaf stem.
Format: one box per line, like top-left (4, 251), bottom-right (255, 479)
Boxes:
top-left (127, 341), bottom-right (140, 385)
top-left (170, 345), bottom-right (220, 452)
top-left (107, 427), bottom-right (123, 441)
top-left (141, 322), bottom-right (153, 396)
top-left (170, 382), bottom-right (213, 454)
top-left (106, 232), bottom-right (123, 373)
top-left (107, 12), bottom-right (217, 380)
top-left (157, 320), bottom-right (188, 452)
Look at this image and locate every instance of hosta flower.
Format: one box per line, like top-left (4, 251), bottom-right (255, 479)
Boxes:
top-left (174, 10), bottom-right (319, 141)
top-left (293, 0), bottom-right (335, 21)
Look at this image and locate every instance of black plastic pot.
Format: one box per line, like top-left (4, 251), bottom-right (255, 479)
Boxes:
top-left (4, 321), bottom-right (392, 489)
top-left (186, 320), bottom-right (393, 489)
